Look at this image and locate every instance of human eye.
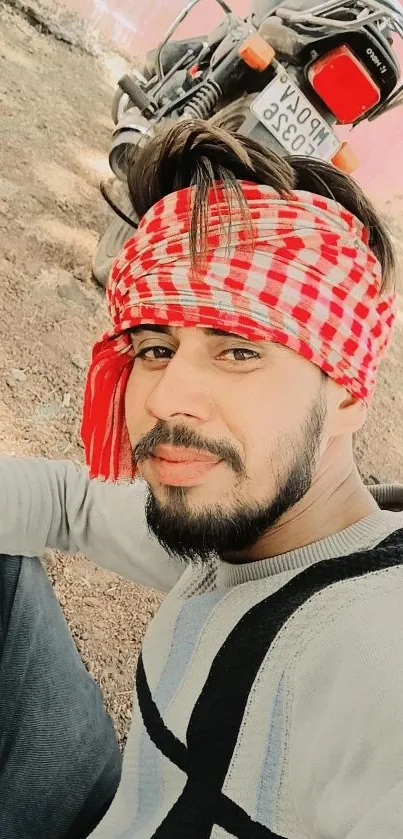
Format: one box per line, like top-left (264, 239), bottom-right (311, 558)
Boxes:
top-left (134, 345), bottom-right (174, 364)
top-left (221, 347), bottom-right (261, 362)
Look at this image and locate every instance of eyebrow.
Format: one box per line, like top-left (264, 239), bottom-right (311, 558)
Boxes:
top-left (126, 325), bottom-right (248, 340)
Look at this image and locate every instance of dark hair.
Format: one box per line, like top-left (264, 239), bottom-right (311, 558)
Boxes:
top-left (127, 118), bottom-right (396, 294)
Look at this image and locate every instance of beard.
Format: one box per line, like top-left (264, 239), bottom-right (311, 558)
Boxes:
top-left (143, 390), bottom-right (327, 565)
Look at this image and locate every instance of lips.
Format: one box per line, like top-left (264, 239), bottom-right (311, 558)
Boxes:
top-left (153, 445), bottom-right (218, 464)
top-left (150, 445), bottom-right (220, 486)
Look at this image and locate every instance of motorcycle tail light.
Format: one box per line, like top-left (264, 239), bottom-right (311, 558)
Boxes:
top-left (308, 45), bottom-right (381, 124)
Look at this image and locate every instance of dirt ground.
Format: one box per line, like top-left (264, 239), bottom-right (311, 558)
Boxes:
top-left (0, 1), bottom-right (403, 745)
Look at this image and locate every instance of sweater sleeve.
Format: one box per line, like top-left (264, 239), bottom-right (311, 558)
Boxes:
top-left (289, 569), bottom-right (403, 839)
top-left (0, 456), bottom-right (184, 592)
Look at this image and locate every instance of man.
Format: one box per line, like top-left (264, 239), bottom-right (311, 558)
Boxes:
top-left (1, 119), bottom-right (403, 839)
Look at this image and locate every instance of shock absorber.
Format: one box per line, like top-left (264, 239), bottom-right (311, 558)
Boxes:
top-left (183, 79), bottom-right (222, 119)
top-left (182, 33), bottom-right (276, 120)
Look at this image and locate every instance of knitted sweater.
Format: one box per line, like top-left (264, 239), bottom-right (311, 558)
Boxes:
top-left (1, 456), bottom-right (403, 838)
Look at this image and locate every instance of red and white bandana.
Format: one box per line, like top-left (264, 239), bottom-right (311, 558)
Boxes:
top-left (81, 181), bottom-right (396, 482)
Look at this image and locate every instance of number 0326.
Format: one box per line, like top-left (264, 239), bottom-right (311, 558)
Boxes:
top-left (251, 71), bottom-right (340, 161)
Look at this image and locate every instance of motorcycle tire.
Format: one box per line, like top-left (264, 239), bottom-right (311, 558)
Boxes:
top-left (92, 196), bottom-right (138, 289)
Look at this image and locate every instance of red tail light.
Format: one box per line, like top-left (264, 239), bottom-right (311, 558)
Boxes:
top-left (308, 45), bottom-right (381, 124)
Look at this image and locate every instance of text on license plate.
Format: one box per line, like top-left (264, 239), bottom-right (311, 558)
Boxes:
top-left (251, 70), bottom-right (340, 161)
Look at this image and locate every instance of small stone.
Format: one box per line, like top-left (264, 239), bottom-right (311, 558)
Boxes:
top-left (73, 265), bottom-right (87, 281)
top-left (70, 353), bottom-right (86, 370)
top-left (38, 267), bottom-right (72, 287)
top-left (58, 279), bottom-right (93, 309)
top-left (35, 402), bottom-right (59, 418)
top-left (63, 392), bottom-right (71, 407)
top-left (11, 368), bottom-right (26, 382)
top-left (0, 177), bottom-right (20, 201)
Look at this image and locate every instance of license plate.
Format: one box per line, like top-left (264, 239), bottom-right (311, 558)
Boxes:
top-left (251, 69), bottom-right (341, 161)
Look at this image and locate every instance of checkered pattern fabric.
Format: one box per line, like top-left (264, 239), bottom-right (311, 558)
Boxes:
top-left (81, 181), bottom-right (396, 482)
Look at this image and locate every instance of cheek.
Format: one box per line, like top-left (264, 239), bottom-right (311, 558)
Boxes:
top-left (220, 367), bottom-right (316, 466)
top-left (218, 379), bottom-right (282, 464)
top-left (124, 367), bottom-right (146, 443)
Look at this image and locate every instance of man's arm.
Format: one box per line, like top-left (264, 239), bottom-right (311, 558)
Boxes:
top-left (0, 456), bottom-right (184, 592)
top-left (289, 569), bottom-right (403, 838)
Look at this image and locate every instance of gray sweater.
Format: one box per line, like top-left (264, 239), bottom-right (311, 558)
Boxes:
top-left (2, 455), bottom-right (403, 838)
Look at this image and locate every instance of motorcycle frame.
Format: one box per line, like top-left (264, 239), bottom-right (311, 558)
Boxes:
top-left (276, 0), bottom-right (403, 37)
top-left (155, 0), bottom-right (235, 78)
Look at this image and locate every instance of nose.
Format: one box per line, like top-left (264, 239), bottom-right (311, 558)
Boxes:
top-left (145, 353), bottom-right (214, 424)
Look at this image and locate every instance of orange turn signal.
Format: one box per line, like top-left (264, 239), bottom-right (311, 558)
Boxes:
top-left (239, 34), bottom-right (275, 72)
top-left (331, 141), bottom-right (360, 174)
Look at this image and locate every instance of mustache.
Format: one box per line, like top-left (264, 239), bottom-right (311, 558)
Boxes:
top-left (133, 421), bottom-right (245, 475)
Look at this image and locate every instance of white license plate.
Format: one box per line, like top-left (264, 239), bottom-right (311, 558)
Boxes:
top-left (251, 69), bottom-right (341, 161)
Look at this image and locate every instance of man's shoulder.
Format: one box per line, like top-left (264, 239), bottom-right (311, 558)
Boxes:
top-left (285, 557), bottom-right (403, 839)
top-left (320, 551), bottom-right (403, 620)
top-left (258, 553), bottom-right (403, 697)
top-left (287, 559), bottom-right (403, 710)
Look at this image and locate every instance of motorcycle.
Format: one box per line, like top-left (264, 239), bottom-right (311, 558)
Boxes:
top-left (92, 0), bottom-right (403, 287)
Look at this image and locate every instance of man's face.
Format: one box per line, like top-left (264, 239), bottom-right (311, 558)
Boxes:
top-left (125, 325), bottom-right (328, 563)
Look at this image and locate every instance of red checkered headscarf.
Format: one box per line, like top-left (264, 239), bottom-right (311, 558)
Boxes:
top-left (81, 181), bottom-right (396, 482)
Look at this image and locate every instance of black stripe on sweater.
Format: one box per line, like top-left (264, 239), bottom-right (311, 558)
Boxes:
top-left (136, 527), bottom-right (403, 838)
